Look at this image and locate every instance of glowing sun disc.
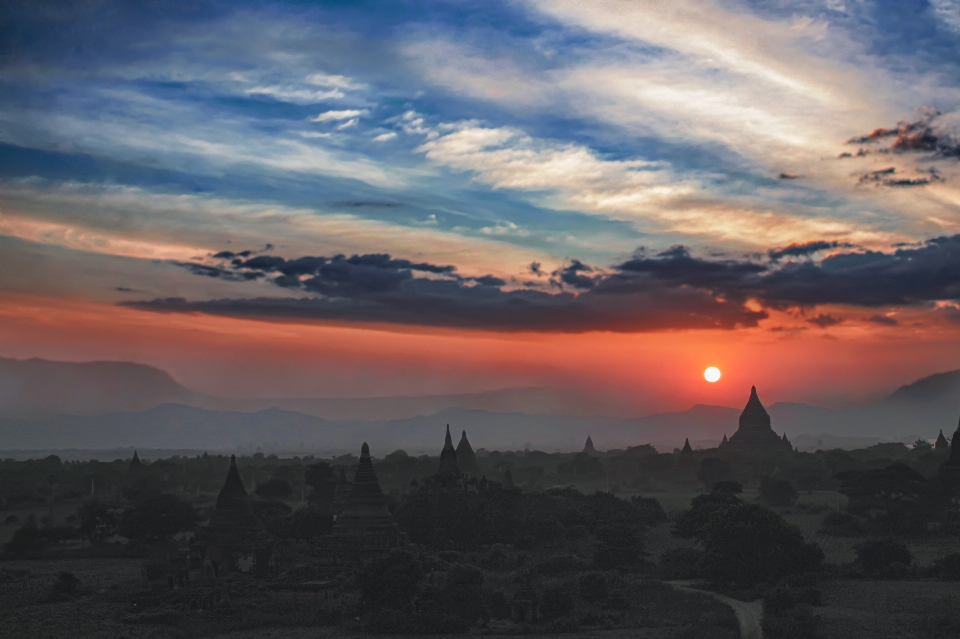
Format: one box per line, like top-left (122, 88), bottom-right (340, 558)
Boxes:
top-left (704, 367), bottom-right (721, 383)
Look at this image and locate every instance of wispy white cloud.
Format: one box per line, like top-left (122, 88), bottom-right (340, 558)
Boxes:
top-left (417, 123), bottom-right (908, 248)
top-left (312, 109), bottom-right (366, 122)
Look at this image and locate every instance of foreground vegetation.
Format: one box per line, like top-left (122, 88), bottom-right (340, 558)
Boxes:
top-left (1, 439), bottom-right (959, 638)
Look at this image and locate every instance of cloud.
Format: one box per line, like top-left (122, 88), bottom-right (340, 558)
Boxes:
top-left (848, 112), bottom-right (960, 158)
top-left (373, 132), bottom-right (397, 142)
top-left (768, 240), bottom-right (854, 261)
top-left (807, 313), bottom-right (843, 328)
top-left (312, 110), bottom-right (366, 122)
top-left (131, 234), bottom-right (960, 333)
top-left (868, 314), bottom-right (899, 326)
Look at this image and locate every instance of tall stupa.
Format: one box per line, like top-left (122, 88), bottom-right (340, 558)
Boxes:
top-left (720, 386), bottom-right (793, 453)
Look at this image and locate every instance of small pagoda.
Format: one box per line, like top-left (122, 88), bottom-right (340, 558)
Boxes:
top-left (456, 430), bottom-right (478, 474)
top-left (200, 455), bottom-right (275, 576)
top-left (719, 386), bottom-right (793, 453)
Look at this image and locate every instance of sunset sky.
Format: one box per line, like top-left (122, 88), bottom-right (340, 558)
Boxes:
top-left (2, 0), bottom-right (960, 412)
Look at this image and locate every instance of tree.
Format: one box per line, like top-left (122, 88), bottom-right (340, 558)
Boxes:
top-left (442, 564), bottom-right (484, 623)
top-left (255, 478), bottom-right (293, 499)
top-left (674, 484), bottom-right (742, 540)
top-left (758, 476), bottom-right (798, 507)
top-left (120, 494), bottom-right (197, 543)
top-left (304, 462), bottom-right (337, 504)
top-left (77, 499), bottom-right (117, 545)
top-left (701, 503), bottom-right (823, 585)
top-left (593, 521), bottom-right (644, 570)
top-left (836, 463), bottom-right (941, 534)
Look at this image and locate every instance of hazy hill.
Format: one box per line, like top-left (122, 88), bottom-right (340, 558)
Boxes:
top-left (0, 404), bottom-right (648, 453)
top-left (0, 357), bottom-right (195, 419)
top-left (0, 357), bottom-right (957, 453)
top-left (0, 357), bottom-right (633, 421)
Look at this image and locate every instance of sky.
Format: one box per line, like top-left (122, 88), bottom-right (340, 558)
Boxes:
top-left (2, 0), bottom-right (960, 412)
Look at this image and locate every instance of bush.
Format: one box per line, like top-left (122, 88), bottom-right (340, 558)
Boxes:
top-left (537, 553), bottom-right (589, 575)
top-left (443, 564), bottom-right (483, 623)
top-left (818, 512), bottom-right (863, 537)
top-left (855, 539), bottom-right (912, 578)
top-left (120, 494), bottom-right (197, 542)
top-left (657, 547), bottom-right (704, 580)
top-left (758, 476), bottom-right (798, 507)
top-left (593, 522), bottom-right (644, 571)
top-left (540, 583), bottom-right (575, 621)
top-left (358, 549), bottom-right (422, 611)
top-left (578, 571), bottom-right (608, 602)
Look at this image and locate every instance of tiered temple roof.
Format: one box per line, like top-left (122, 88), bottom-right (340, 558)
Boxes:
top-left (438, 425), bottom-right (460, 476)
top-left (456, 430), bottom-right (478, 473)
top-left (583, 435), bottom-right (596, 454)
top-left (949, 417), bottom-right (960, 467)
top-left (203, 455), bottom-right (273, 573)
top-left (332, 443), bottom-right (400, 546)
top-left (721, 386), bottom-right (792, 453)
top-left (936, 429), bottom-right (950, 450)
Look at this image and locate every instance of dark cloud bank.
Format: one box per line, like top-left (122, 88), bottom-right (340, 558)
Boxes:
top-left (124, 236), bottom-right (960, 332)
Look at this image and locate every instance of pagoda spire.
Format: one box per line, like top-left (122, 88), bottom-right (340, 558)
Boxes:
top-left (681, 438), bottom-right (693, 454)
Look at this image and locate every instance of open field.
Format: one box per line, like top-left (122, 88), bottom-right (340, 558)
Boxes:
top-left (817, 579), bottom-right (960, 639)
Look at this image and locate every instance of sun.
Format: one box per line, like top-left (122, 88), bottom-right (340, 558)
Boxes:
top-left (704, 366), bottom-right (721, 383)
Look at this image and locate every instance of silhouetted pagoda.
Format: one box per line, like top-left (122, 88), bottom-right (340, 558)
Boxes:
top-left (438, 424), bottom-right (460, 477)
top-left (456, 430), bottom-right (478, 473)
top-left (937, 415), bottom-right (960, 486)
top-left (944, 416), bottom-right (960, 468)
top-left (720, 386), bottom-right (792, 453)
top-left (681, 438), bottom-right (693, 454)
top-left (936, 429), bottom-right (950, 451)
top-left (332, 443), bottom-right (401, 551)
top-left (583, 435), bottom-right (596, 454)
top-left (201, 455), bottom-right (274, 575)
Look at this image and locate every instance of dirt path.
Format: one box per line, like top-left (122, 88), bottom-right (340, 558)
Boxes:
top-left (668, 582), bottom-right (763, 639)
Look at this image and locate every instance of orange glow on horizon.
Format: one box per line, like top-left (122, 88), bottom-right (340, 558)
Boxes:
top-left (1, 292), bottom-right (960, 413)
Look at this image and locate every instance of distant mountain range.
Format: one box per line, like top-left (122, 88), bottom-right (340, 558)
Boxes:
top-left (0, 357), bottom-right (958, 453)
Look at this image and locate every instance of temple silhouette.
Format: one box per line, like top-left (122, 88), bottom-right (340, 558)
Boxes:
top-left (719, 386), bottom-right (793, 452)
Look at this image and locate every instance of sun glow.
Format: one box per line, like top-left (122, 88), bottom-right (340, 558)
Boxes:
top-left (704, 366), bottom-right (721, 383)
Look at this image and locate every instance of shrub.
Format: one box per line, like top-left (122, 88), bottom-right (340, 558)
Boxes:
top-left (120, 494), bottom-right (197, 542)
top-left (358, 549), bottom-right (422, 611)
top-left (537, 554), bottom-right (589, 575)
top-left (758, 476), bottom-right (798, 507)
top-left (578, 571), bottom-right (608, 603)
top-left (540, 583), bottom-right (575, 621)
top-left (657, 547), bottom-right (704, 580)
top-left (442, 564), bottom-right (483, 623)
top-left (818, 512), bottom-right (863, 537)
top-left (855, 539), bottom-right (912, 578)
